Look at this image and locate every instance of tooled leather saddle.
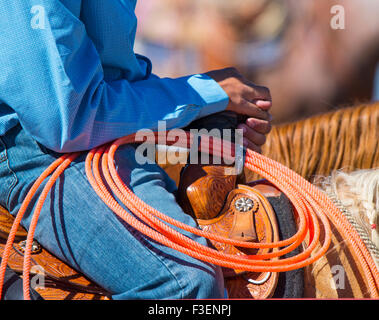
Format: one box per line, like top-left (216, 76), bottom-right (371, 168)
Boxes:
top-left (0, 205), bottom-right (110, 300)
top-left (177, 164), bottom-right (303, 298)
top-left (0, 112), bottom-right (303, 300)
top-left (0, 177), bottom-right (301, 300)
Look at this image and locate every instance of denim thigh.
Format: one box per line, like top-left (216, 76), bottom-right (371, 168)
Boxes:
top-left (0, 125), bottom-right (224, 299)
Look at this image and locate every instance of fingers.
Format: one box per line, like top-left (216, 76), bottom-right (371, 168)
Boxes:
top-left (243, 82), bottom-right (271, 100)
top-left (242, 138), bottom-right (262, 154)
top-left (253, 85), bottom-right (272, 102)
top-left (254, 99), bottom-right (272, 110)
top-left (234, 99), bottom-right (272, 120)
top-left (237, 117), bottom-right (272, 154)
top-left (210, 66), bottom-right (273, 118)
top-left (238, 123), bottom-right (267, 146)
top-left (244, 83), bottom-right (272, 111)
top-left (245, 117), bottom-right (272, 134)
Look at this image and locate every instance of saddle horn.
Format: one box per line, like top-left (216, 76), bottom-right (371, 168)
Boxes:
top-left (176, 111), bottom-right (283, 298)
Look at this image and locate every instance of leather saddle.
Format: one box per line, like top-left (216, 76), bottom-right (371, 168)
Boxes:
top-left (0, 111), bottom-right (302, 299)
top-left (178, 163), bottom-right (288, 299)
top-left (0, 206), bottom-right (110, 300)
top-left (0, 173), bottom-right (299, 300)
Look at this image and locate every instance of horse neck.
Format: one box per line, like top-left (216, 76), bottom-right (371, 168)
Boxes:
top-left (259, 102), bottom-right (379, 181)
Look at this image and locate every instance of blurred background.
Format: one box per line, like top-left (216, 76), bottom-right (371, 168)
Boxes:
top-left (135, 0), bottom-right (379, 124)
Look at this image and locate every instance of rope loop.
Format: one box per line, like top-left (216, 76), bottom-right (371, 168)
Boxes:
top-left (0, 132), bottom-right (378, 299)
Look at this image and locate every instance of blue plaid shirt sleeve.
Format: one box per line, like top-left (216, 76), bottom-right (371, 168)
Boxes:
top-left (0, 1), bottom-right (229, 152)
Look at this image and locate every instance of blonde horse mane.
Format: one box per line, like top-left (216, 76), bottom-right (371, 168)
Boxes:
top-left (317, 169), bottom-right (379, 268)
top-left (255, 102), bottom-right (379, 182)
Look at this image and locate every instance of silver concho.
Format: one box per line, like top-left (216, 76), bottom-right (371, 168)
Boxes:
top-left (234, 197), bottom-right (255, 212)
top-left (18, 240), bottom-right (42, 254)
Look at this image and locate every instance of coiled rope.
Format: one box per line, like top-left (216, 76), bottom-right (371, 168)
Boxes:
top-left (0, 132), bottom-right (378, 299)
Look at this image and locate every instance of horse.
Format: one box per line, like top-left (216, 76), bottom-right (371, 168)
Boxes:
top-left (0, 103), bottom-right (378, 299)
top-left (162, 102), bottom-right (379, 190)
top-left (253, 102), bottom-right (379, 298)
top-left (161, 102), bottom-right (379, 299)
top-left (298, 168), bottom-right (378, 298)
top-left (246, 102), bottom-right (379, 182)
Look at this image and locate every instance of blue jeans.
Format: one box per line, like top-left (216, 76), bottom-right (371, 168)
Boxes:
top-left (0, 124), bottom-right (224, 299)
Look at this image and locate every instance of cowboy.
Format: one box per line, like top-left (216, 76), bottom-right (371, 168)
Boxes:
top-left (0, 1), bottom-right (272, 299)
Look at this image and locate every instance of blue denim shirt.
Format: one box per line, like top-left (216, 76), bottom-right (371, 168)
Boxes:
top-left (0, 0), bottom-right (229, 152)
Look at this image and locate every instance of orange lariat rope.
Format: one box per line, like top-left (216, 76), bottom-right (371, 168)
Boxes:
top-left (0, 132), bottom-right (378, 300)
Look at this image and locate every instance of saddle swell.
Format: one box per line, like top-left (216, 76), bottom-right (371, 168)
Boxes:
top-left (177, 163), bottom-right (289, 299)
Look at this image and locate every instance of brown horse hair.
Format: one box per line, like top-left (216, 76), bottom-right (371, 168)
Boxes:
top-left (247, 102), bottom-right (379, 182)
